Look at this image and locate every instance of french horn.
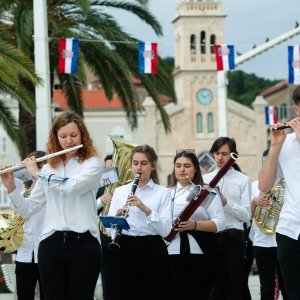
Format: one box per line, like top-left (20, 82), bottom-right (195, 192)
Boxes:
top-left (254, 177), bottom-right (285, 235)
top-left (99, 137), bottom-right (136, 235)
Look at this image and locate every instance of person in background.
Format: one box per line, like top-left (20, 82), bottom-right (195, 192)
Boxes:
top-left (254, 149), bottom-right (287, 300)
top-left (203, 137), bottom-right (251, 300)
top-left (96, 154), bottom-right (113, 202)
top-left (96, 154), bottom-right (119, 300)
top-left (167, 149), bottom-right (225, 300)
top-left (108, 144), bottom-right (172, 300)
top-left (0, 111), bottom-right (104, 300)
top-left (15, 151), bottom-right (46, 300)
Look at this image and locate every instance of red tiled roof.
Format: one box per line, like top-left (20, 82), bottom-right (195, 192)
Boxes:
top-left (52, 89), bottom-right (173, 110)
top-left (53, 89), bottom-right (124, 110)
top-left (259, 80), bottom-right (288, 97)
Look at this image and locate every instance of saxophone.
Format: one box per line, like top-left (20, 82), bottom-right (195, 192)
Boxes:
top-left (254, 177), bottom-right (285, 235)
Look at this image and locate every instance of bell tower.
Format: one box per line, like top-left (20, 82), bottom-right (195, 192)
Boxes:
top-left (173, 0), bottom-right (225, 138)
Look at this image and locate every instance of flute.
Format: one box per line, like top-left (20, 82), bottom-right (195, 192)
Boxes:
top-left (0, 144), bottom-right (83, 175)
top-left (271, 123), bottom-right (291, 131)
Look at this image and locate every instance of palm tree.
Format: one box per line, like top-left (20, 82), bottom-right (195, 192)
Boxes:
top-left (0, 39), bottom-right (41, 157)
top-left (0, 0), bottom-right (175, 154)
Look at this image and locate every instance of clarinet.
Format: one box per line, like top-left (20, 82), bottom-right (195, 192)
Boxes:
top-left (108, 173), bottom-right (141, 251)
top-left (164, 152), bottom-right (239, 244)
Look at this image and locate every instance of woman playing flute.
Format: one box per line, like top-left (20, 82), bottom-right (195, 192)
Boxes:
top-left (0, 111), bottom-right (104, 300)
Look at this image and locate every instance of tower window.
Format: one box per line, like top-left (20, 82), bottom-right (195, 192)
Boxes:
top-left (190, 34), bottom-right (196, 54)
top-left (200, 31), bottom-right (206, 54)
top-left (210, 34), bottom-right (216, 54)
top-left (280, 103), bottom-right (287, 120)
top-left (207, 112), bottom-right (214, 133)
top-left (197, 113), bottom-right (203, 133)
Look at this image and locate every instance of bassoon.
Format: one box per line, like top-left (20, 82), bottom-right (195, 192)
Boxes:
top-left (164, 152), bottom-right (238, 243)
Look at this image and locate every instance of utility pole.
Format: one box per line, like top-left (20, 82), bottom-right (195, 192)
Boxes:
top-left (33, 0), bottom-right (52, 150)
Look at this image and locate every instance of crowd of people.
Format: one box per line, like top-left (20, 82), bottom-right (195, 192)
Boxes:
top-left (0, 84), bottom-right (299, 300)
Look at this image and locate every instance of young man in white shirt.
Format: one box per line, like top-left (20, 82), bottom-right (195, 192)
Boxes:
top-left (259, 85), bottom-right (300, 299)
top-left (203, 137), bottom-right (251, 300)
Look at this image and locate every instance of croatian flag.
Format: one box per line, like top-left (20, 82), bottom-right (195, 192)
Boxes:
top-left (214, 44), bottom-right (235, 71)
top-left (265, 106), bottom-right (277, 125)
top-left (58, 38), bottom-right (79, 74)
top-left (288, 45), bottom-right (300, 84)
top-left (138, 42), bottom-right (158, 74)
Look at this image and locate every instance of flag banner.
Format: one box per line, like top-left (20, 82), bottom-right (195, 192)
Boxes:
top-left (288, 45), bottom-right (300, 84)
top-left (58, 38), bottom-right (79, 74)
top-left (214, 44), bottom-right (235, 71)
top-left (265, 106), bottom-right (277, 125)
top-left (138, 42), bottom-right (158, 74)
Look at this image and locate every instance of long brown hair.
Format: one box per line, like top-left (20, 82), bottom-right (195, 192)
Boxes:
top-left (170, 151), bottom-right (204, 187)
top-left (47, 111), bottom-right (98, 168)
top-left (130, 145), bottom-right (160, 184)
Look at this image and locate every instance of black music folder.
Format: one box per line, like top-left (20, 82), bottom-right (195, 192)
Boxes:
top-left (99, 216), bottom-right (130, 230)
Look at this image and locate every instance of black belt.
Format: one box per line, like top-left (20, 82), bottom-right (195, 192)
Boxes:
top-left (52, 230), bottom-right (91, 239)
top-left (217, 229), bottom-right (244, 236)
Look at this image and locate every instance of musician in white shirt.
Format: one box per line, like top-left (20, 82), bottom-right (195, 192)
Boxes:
top-left (108, 144), bottom-right (172, 300)
top-left (1, 111), bottom-right (104, 300)
top-left (15, 151), bottom-right (46, 300)
top-left (203, 137), bottom-right (251, 300)
top-left (167, 149), bottom-right (225, 300)
top-left (259, 85), bottom-right (300, 299)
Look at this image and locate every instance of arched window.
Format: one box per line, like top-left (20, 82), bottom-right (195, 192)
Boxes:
top-left (207, 112), bottom-right (214, 133)
top-left (280, 103), bottom-right (287, 120)
top-left (167, 174), bottom-right (173, 186)
top-left (197, 113), bottom-right (203, 133)
top-left (200, 31), bottom-right (206, 54)
top-left (210, 34), bottom-right (216, 54)
top-left (190, 34), bottom-right (196, 54)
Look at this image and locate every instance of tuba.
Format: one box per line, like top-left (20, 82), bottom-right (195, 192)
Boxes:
top-left (254, 177), bottom-right (285, 235)
top-left (99, 137), bottom-right (135, 235)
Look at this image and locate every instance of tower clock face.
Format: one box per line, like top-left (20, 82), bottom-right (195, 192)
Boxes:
top-left (196, 88), bottom-right (213, 105)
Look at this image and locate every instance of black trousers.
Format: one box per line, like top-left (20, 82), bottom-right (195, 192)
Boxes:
top-left (277, 232), bottom-right (300, 300)
top-left (99, 231), bottom-right (122, 300)
top-left (242, 225), bottom-right (254, 300)
top-left (169, 254), bottom-right (212, 300)
top-left (210, 230), bottom-right (245, 300)
top-left (15, 261), bottom-right (44, 300)
top-left (38, 231), bottom-right (101, 300)
top-left (254, 246), bottom-right (286, 300)
top-left (119, 234), bottom-right (172, 300)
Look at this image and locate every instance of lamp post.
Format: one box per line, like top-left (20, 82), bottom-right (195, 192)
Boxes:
top-left (33, 0), bottom-right (52, 150)
top-left (217, 26), bottom-right (300, 137)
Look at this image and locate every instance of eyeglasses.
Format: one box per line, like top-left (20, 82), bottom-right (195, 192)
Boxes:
top-left (176, 149), bottom-right (196, 155)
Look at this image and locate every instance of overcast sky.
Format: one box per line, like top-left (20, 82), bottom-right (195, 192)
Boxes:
top-left (113, 0), bottom-right (300, 80)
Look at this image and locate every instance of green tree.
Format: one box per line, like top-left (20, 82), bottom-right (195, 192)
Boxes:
top-left (0, 0), bottom-right (175, 154)
top-left (0, 40), bottom-right (41, 157)
top-left (228, 70), bottom-right (281, 107)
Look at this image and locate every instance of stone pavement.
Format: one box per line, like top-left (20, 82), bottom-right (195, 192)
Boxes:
top-left (0, 274), bottom-right (284, 300)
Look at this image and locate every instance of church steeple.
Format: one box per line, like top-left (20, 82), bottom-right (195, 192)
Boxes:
top-left (173, 0), bottom-right (225, 71)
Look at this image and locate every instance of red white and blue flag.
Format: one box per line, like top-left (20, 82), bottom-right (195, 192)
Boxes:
top-left (214, 44), bottom-right (235, 71)
top-left (265, 106), bottom-right (277, 125)
top-left (58, 38), bottom-right (79, 74)
top-left (288, 45), bottom-right (300, 84)
top-left (138, 42), bottom-right (158, 74)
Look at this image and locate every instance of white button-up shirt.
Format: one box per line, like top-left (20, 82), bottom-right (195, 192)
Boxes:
top-left (9, 156), bottom-right (104, 243)
top-left (277, 133), bottom-right (300, 240)
top-left (203, 167), bottom-right (251, 231)
top-left (167, 183), bottom-right (226, 255)
top-left (108, 179), bottom-right (172, 237)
